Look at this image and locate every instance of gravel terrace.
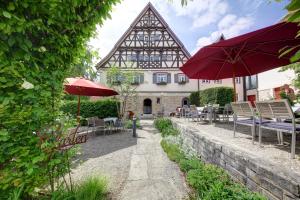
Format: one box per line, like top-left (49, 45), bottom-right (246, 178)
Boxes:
top-left (71, 120), bottom-right (190, 200)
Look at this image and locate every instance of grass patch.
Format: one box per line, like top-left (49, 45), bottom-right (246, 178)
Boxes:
top-left (51, 177), bottom-right (108, 200)
top-left (160, 140), bottom-right (266, 200)
top-left (154, 118), bottom-right (179, 137)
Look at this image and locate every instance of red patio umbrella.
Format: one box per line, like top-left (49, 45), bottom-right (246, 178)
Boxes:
top-left (180, 22), bottom-right (300, 101)
top-left (64, 77), bottom-right (118, 121)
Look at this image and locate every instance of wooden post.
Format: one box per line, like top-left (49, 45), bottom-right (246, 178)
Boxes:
top-left (77, 95), bottom-right (81, 122)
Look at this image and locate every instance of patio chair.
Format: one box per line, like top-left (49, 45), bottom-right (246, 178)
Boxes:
top-left (255, 99), bottom-right (298, 159)
top-left (181, 105), bottom-right (190, 120)
top-left (231, 101), bottom-right (256, 143)
top-left (188, 105), bottom-right (199, 122)
top-left (113, 118), bottom-right (125, 133)
top-left (222, 104), bottom-right (233, 122)
top-left (93, 118), bottom-right (111, 135)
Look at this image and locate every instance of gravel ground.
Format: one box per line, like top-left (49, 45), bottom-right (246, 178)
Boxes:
top-left (71, 121), bottom-right (190, 200)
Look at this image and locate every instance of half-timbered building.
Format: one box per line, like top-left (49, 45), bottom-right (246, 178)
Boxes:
top-left (96, 3), bottom-right (244, 117)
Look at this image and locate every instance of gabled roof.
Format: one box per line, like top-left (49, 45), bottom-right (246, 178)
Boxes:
top-left (96, 2), bottom-right (191, 69)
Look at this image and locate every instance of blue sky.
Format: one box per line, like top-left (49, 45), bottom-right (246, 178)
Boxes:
top-left (89, 0), bottom-right (289, 57)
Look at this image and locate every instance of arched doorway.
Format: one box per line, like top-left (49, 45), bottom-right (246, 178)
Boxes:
top-left (143, 98), bottom-right (152, 114)
top-left (182, 97), bottom-right (189, 107)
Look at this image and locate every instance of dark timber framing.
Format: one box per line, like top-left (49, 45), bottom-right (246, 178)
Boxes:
top-left (96, 2), bottom-right (191, 69)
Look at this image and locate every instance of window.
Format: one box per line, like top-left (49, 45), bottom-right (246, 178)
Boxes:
top-left (202, 79), bottom-right (210, 83)
top-left (127, 54), bottom-right (137, 61)
top-left (178, 74), bottom-right (186, 82)
top-left (139, 54), bottom-right (149, 62)
top-left (214, 80), bottom-right (222, 84)
top-left (132, 75), bottom-right (140, 84)
top-left (246, 75), bottom-right (257, 90)
top-left (235, 77), bottom-right (241, 84)
top-left (157, 73), bottom-right (167, 83)
top-left (150, 55), bottom-right (160, 62)
top-left (157, 98), bottom-right (160, 104)
top-left (150, 34), bottom-right (160, 41)
top-left (161, 55), bottom-right (172, 61)
top-left (138, 34), bottom-right (144, 41)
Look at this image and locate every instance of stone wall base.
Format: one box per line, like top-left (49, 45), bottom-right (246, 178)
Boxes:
top-left (171, 119), bottom-right (300, 200)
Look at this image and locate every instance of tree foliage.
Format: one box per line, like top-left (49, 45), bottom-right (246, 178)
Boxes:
top-left (189, 91), bottom-right (201, 106)
top-left (0, 0), bottom-right (119, 198)
top-left (200, 87), bottom-right (234, 106)
top-left (106, 66), bottom-right (139, 118)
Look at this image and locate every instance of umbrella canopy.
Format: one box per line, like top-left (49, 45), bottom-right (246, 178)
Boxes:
top-left (65, 77), bottom-right (118, 96)
top-left (181, 22), bottom-right (300, 80)
top-left (180, 22), bottom-right (300, 101)
top-left (64, 77), bottom-right (118, 121)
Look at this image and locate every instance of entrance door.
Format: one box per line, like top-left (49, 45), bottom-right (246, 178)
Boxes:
top-left (143, 99), bottom-right (152, 114)
top-left (247, 95), bottom-right (256, 107)
top-left (182, 97), bottom-right (189, 107)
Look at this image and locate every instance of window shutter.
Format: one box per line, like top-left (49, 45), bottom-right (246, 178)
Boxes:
top-left (186, 75), bottom-right (189, 83)
top-left (174, 74), bottom-right (178, 83)
top-left (153, 73), bottom-right (157, 83)
top-left (140, 73), bottom-right (144, 83)
top-left (167, 73), bottom-right (171, 83)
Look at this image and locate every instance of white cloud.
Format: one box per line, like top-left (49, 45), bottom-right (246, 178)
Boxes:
top-left (194, 14), bottom-right (254, 53)
top-left (171, 0), bottom-right (229, 28)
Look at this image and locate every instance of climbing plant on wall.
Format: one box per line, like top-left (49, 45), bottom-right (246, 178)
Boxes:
top-left (0, 0), bottom-right (119, 198)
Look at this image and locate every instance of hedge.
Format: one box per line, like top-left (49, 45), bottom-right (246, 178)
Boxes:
top-left (200, 87), bottom-right (234, 106)
top-left (189, 91), bottom-right (200, 106)
top-left (61, 99), bottom-right (119, 119)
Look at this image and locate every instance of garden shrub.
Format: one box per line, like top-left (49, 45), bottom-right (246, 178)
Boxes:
top-left (51, 176), bottom-right (108, 200)
top-left (0, 1), bottom-right (119, 198)
top-left (189, 91), bottom-right (201, 106)
top-left (61, 99), bottom-right (119, 119)
top-left (200, 87), bottom-right (234, 106)
top-left (154, 118), bottom-right (179, 137)
top-left (124, 119), bottom-right (141, 129)
top-left (160, 140), bottom-right (266, 200)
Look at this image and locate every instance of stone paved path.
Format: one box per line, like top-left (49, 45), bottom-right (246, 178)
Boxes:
top-left (71, 120), bottom-right (189, 200)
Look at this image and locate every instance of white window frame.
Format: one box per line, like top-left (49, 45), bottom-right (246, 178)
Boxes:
top-left (178, 74), bottom-right (186, 82)
top-left (202, 79), bottom-right (210, 83)
top-left (214, 80), bottom-right (222, 84)
top-left (235, 77), bottom-right (241, 84)
top-left (132, 75), bottom-right (141, 84)
top-left (157, 73), bottom-right (167, 83)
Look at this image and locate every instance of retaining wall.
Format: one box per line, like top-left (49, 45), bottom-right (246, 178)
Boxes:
top-left (172, 120), bottom-right (300, 200)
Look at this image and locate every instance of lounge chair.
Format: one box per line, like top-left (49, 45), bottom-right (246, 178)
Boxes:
top-left (255, 99), bottom-right (298, 159)
top-left (231, 101), bottom-right (256, 143)
top-left (87, 117), bottom-right (111, 135)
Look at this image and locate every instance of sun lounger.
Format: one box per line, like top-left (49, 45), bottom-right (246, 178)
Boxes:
top-left (255, 99), bottom-right (297, 159)
top-left (231, 101), bottom-right (256, 143)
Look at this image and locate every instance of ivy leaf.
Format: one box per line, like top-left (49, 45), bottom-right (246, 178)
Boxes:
top-left (8, 2), bottom-right (15, 11)
top-left (3, 11), bottom-right (11, 18)
top-left (32, 155), bottom-right (44, 164)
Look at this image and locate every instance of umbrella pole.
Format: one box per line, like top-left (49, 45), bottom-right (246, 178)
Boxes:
top-left (232, 75), bottom-right (237, 102)
top-left (77, 95), bottom-right (81, 122)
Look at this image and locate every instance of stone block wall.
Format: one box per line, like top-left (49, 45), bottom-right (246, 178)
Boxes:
top-left (172, 120), bottom-right (300, 200)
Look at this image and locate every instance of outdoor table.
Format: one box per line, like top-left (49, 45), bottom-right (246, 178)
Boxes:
top-left (104, 117), bottom-right (118, 126)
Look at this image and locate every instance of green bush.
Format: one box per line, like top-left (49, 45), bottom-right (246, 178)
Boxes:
top-left (61, 99), bottom-right (119, 119)
top-left (200, 87), bottom-right (234, 106)
top-left (51, 177), bottom-right (108, 200)
top-left (189, 91), bottom-right (201, 106)
top-left (160, 140), bottom-right (185, 163)
top-left (124, 119), bottom-right (141, 129)
top-left (161, 140), bottom-right (266, 200)
top-left (154, 118), bottom-right (179, 137)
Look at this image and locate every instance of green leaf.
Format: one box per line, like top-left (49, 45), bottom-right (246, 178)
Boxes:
top-left (286, 0), bottom-right (300, 11)
top-left (8, 2), bottom-right (15, 11)
top-left (32, 156), bottom-right (44, 164)
top-left (8, 37), bottom-right (15, 47)
top-left (3, 11), bottom-right (11, 18)
top-left (290, 49), bottom-right (300, 62)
